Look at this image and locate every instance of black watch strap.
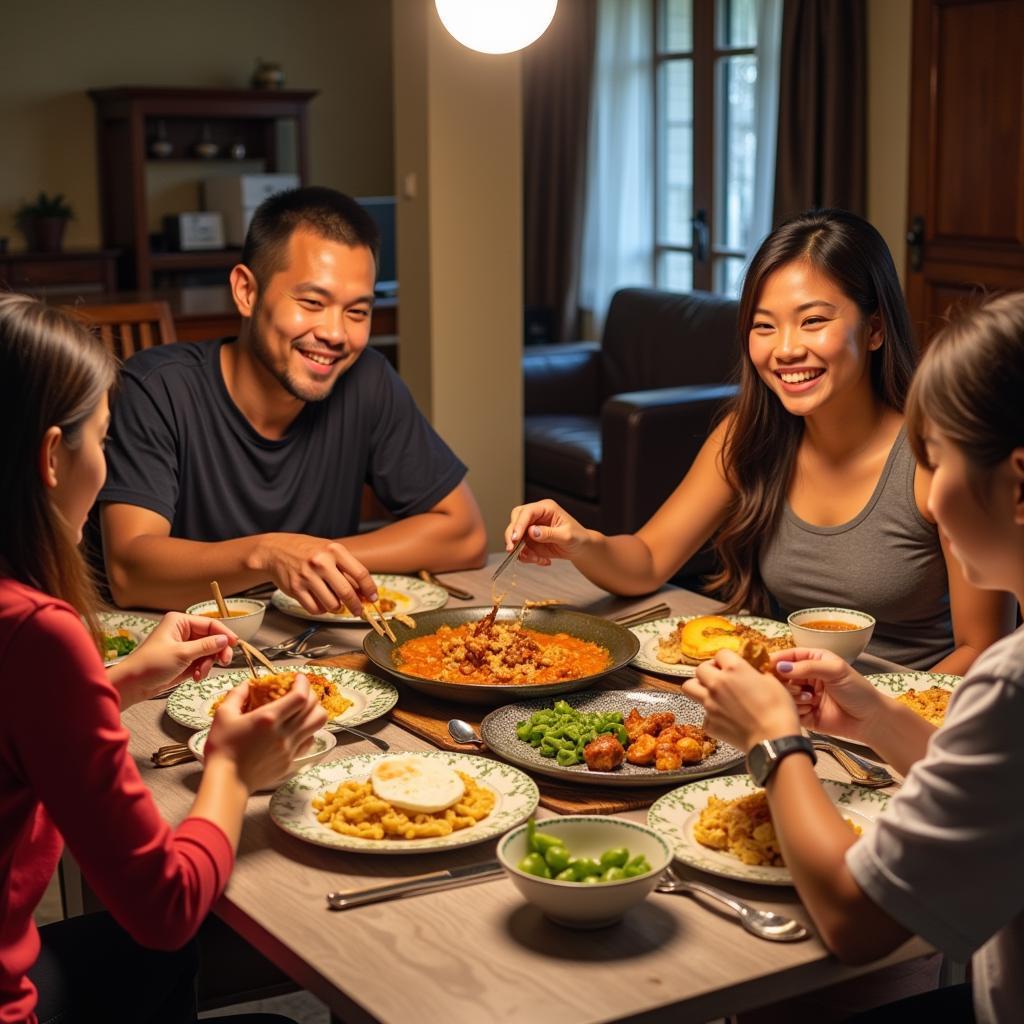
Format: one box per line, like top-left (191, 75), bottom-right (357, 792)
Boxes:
top-left (746, 735), bottom-right (816, 786)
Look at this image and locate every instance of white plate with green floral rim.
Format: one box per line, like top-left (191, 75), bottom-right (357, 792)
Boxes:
top-left (630, 615), bottom-right (792, 678)
top-left (165, 665), bottom-right (399, 732)
top-left (269, 751), bottom-right (540, 854)
top-left (271, 574), bottom-right (448, 624)
top-left (647, 774), bottom-right (890, 886)
top-left (866, 671), bottom-right (962, 698)
top-left (98, 611), bottom-right (158, 664)
top-left (480, 689), bottom-right (744, 787)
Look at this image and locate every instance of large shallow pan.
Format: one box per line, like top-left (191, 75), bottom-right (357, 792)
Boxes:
top-left (362, 606), bottom-right (640, 706)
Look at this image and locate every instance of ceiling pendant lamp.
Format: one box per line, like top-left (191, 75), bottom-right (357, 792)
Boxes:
top-left (434, 0), bottom-right (558, 55)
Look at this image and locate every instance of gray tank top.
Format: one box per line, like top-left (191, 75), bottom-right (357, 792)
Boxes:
top-left (759, 427), bottom-right (953, 669)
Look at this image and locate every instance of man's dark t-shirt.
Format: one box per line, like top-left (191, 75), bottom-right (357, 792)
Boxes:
top-left (95, 340), bottom-right (467, 542)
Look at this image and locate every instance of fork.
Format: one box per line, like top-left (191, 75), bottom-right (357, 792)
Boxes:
top-left (806, 731), bottom-right (895, 787)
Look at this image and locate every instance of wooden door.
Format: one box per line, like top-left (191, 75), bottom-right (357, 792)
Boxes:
top-left (905, 0), bottom-right (1024, 343)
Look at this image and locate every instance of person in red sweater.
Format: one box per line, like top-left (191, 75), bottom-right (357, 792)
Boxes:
top-left (0, 293), bottom-right (325, 1023)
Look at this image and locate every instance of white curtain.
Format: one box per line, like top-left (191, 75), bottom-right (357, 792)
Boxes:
top-left (578, 0), bottom-right (654, 335)
top-left (749, 0), bottom-right (784, 252)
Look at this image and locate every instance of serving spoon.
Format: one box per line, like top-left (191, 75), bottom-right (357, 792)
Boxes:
top-left (447, 719), bottom-right (486, 747)
top-left (656, 871), bottom-right (809, 942)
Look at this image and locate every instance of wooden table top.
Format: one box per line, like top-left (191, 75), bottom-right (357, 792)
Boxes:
top-left (120, 557), bottom-right (928, 1023)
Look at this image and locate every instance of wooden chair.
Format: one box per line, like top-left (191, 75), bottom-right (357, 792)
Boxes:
top-left (63, 300), bottom-right (177, 360)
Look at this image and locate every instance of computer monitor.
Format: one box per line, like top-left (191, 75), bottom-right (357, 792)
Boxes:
top-left (356, 196), bottom-right (397, 296)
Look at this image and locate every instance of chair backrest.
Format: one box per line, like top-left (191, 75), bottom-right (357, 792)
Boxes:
top-left (63, 301), bottom-right (177, 361)
top-left (600, 288), bottom-right (740, 399)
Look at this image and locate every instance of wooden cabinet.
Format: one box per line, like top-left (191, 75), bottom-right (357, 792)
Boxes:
top-left (88, 87), bottom-right (317, 290)
top-left (0, 249), bottom-right (119, 295)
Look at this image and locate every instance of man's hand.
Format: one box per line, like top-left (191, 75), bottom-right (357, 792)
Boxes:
top-left (250, 533), bottom-right (377, 615)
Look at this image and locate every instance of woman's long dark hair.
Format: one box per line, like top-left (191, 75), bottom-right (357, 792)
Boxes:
top-left (709, 209), bottom-right (917, 613)
top-left (0, 294), bottom-right (115, 637)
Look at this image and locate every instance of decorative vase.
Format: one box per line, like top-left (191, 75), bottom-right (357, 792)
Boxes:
top-left (150, 121), bottom-right (173, 159)
top-left (252, 59), bottom-right (285, 89)
top-left (192, 124), bottom-right (218, 159)
top-left (27, 217), bottom-right (67, 253)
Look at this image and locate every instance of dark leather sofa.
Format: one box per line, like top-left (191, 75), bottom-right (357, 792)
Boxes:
top-left (523, 287), bottom-right (741, 581)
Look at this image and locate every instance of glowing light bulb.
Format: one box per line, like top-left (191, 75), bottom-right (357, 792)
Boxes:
top-left (434, 0), bottom-right (558, 55)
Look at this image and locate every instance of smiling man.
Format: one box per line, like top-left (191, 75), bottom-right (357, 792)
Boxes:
top-left (95, 187), bottom-right (486, 612)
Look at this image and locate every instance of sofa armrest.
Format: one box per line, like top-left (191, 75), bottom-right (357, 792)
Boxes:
top-left (524, 341), bottom-right (602, 415)
top-left (600, 384), bottom-right (738, 534)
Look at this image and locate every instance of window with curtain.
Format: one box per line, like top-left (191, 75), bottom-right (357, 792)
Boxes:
top-left (655, 0), bottom-right (779, 299)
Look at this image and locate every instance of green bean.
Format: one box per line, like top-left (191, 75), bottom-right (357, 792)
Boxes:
top-left (518, 852), bottom-right (552, 878)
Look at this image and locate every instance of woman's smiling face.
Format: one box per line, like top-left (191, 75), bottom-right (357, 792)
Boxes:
top-left (748, 260), bottom-right (883, 418)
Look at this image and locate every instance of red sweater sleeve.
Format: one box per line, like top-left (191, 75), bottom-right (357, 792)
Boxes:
top-left (7, 604), bottom-right (233, 950)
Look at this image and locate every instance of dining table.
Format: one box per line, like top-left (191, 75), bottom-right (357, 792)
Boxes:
top-left (113, 555), bottom-right (933, 1024)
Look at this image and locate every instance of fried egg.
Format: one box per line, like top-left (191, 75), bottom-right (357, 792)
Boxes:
top-left (369, 757), bottom-right (466, 814)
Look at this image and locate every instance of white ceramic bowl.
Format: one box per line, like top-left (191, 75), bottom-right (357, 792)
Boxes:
top-left (188, 727), bottom-right (336, 790)
top-left (497, 816), bottom-right (671, 929)
top-left (787, 607), bottom-right (875, 663)
top-left (185, 598), bottom-right (266, 642)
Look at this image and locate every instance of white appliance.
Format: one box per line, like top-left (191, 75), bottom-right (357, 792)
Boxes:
top-left (203, 173), bottom-right (300, 246)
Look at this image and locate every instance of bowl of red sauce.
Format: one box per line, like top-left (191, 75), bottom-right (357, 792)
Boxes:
top-left (787, 607), bottom-right (875, 663)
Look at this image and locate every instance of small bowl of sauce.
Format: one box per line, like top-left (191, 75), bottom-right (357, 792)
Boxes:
top-left (185, 597), bottom-right (266, 641)
top-left (787, 607), bottom-right (875, 663)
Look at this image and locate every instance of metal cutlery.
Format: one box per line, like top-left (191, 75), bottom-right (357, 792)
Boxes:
top-left (656, 871), bottom-right (809, 942)
top-left (611, 602), bottom-right (672, 628)
top-left (333, 724), bottom-right (390, 751)
top-left (447, 719), bottom-right (486, 747)
top-left (327, 860), bottom-right (504, 910)
top-left (418, 569), bottom-right (474, 601)
top-left (806, 731), bottom-right (895, 788)
top-left (491, 538), bottom-right (526, 587)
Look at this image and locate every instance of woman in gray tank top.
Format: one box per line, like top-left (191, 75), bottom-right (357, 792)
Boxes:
top-left (505, 210), bottom-right (1014, 673)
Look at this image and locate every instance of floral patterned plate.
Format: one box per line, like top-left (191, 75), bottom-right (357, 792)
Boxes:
top-left (271, 574), bottom-right (447, 624)
top-left (269, 751), bottom-right (539, 854)
top-left (98, 611), bottom-right (158, 664)
top-left (647, 774), bottom-right (890, 886)
top-left (165, 664), bottom-right (398, 732)
top-left (481, 689), bottom-right (743, 787)
top-left (630, 615), bottom-right (792, 678)
top-left (866, 671), bottom-right (962, 699)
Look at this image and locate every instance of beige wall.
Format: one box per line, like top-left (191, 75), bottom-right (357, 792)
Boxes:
top-left (866, 0), bottom-right (913, 284)
top-left (0, 0), bottom-right (394, 251)
top-left (393, 2), bottom-right (524, 545)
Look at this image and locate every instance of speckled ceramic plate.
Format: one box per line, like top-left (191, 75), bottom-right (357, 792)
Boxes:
top-left (647, 774), bottom-right (890, 886)
top-left (269, 751), bottom-right (540, 854)
top-left (481, 689), bottom-right (743, 787)
top-left (363, 605), bottom-right (640, 706)
top-left (165, 664), bottom-right (398, 732)
top-left (630, 615), bottom-right (792, 678)
top-left (98, 611), bottom-right (158, 664)
top-left (271, 574), bottom-right (447, 624)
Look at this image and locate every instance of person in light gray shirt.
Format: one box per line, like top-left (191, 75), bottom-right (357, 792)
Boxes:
top-left (682, 292), bottom-right (1024, 1023)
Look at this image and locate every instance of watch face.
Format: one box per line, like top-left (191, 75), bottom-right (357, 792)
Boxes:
top-left (746, 742), bottom-right (772, 787)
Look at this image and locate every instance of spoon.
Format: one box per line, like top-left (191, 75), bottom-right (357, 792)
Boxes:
top-left (447, 719), bottom-right (486, 747)
top-left (656, 872), bottom-right (809, 942)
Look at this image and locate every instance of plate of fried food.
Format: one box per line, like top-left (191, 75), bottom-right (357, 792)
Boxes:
top-left (480, 689), bottom-right (743, 788)
top-left (270, 573), bottom-right (448, 625)
top-left (363, 605), bottom-right (640, 706)
top-left (165, 666), bottom-right (398, 733)
top-left (867, 671), bottom-right (962, 727)
top-left (97, 611), bottom-right (158, 663)
top-left (647, 774), bottom-right (890, 885)
top-left (269, 751), bottom-right (539, 854)
top-left (629, 614), bottom-right (793, 678)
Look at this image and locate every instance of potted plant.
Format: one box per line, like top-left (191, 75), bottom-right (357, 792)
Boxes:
top-left (15, 192), bottom-right (74, 252)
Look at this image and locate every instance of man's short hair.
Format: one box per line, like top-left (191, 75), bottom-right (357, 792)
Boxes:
top-left (241, 186), bottom-right (380, 289)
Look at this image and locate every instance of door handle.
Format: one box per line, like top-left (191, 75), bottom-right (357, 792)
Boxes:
top-left (906, 215), bottom-right (924, 273)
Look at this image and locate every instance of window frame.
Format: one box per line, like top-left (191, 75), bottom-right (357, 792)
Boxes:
top-left (653, 0), bottom-right (757, 294)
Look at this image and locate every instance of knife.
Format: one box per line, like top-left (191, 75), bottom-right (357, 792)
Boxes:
top-left (417, 569), bottom-right (474, 601)
top-left (326, 860), bottom-right (504, 911)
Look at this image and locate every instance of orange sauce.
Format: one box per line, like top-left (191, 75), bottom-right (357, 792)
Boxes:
top-left (200, 609), bottom-right (250, 619)
top-left (800, 620), bottom-right (859, 631)
top-left (394, 623), bottom-right (611, 685)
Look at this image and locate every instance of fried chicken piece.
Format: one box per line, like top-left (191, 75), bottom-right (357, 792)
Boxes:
top-left (583, 733), bottom-right (626, 772)
top-left (654, 725), bottom-right (685, 771)
top-left (737, 638), bottom-right (774, 674)
top-left (625, 733), bottom-right (657, 766)
top-left (676, 736), bottom-right (704, 764)
top-left (624, 708), bottom-right (676, 742)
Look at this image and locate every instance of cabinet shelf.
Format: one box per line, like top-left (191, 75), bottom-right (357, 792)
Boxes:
top-left (90, 86), bottom-right (317, 289)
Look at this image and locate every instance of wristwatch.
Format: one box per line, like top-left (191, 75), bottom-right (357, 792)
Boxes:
top-left (746, 735), bottom-right (816, 786)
